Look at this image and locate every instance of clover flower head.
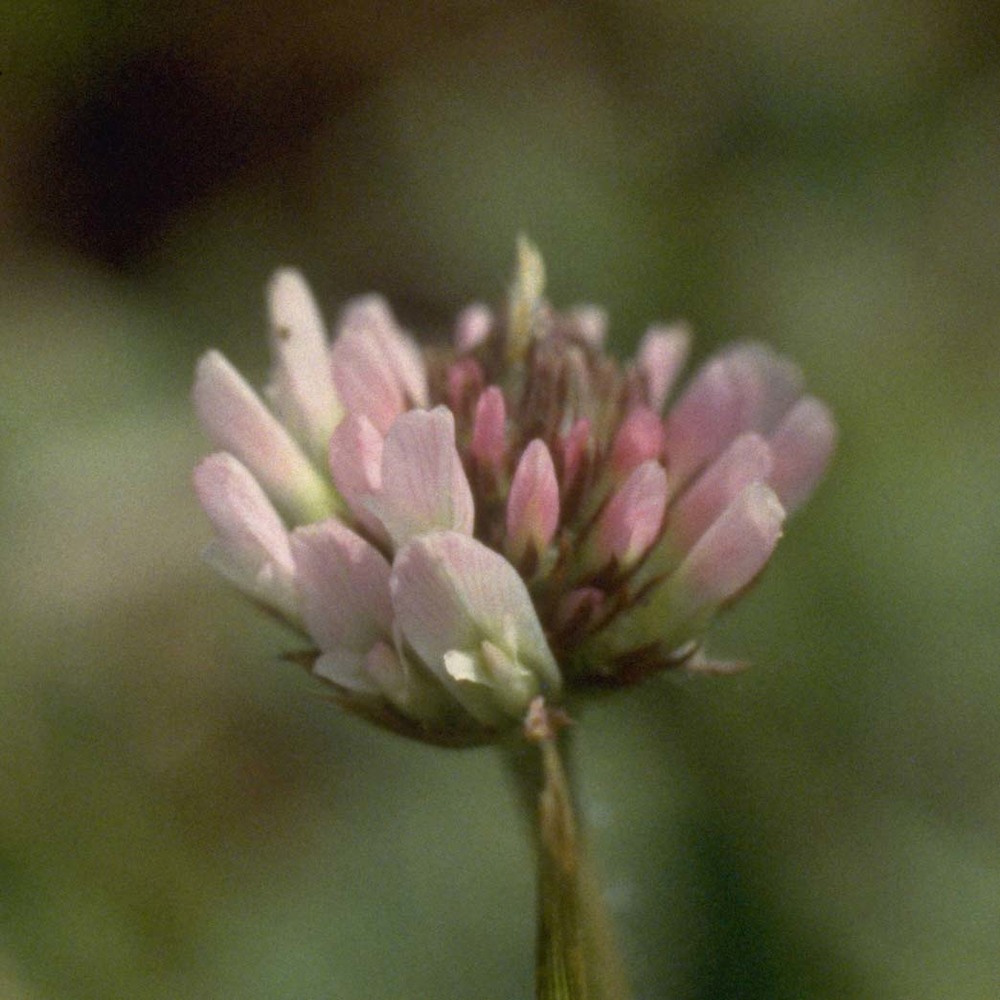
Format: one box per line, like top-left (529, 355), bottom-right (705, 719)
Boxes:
top-left (193, 241), bottom-right (835, 744)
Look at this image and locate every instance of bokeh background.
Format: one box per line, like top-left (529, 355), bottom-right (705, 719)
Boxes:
top-left (3, 3), bottom-right (999, 998)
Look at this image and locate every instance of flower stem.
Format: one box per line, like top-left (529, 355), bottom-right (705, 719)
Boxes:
top-left (505, 699), bottom-right (632, 1000)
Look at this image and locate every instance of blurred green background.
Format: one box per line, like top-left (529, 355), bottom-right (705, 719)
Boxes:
top-left (2, 3), bottom-right (999, 998)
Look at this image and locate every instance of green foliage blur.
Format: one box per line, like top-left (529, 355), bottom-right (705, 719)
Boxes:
top-left (2, 3), bottom-right (999, 997)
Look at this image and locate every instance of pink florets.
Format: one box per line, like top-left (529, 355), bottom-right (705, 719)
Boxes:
top-left (193, 243), bottom-right (836, 743)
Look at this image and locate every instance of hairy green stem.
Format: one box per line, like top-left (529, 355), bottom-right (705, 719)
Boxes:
top-left (505, 700), bottom-right (632, 1000)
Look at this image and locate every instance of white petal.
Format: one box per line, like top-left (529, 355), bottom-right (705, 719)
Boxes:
top-left (290, 519), bottom-right (392, 654)
top-left (391, 532), bottom-right (561, 700)
top-left (265, 269), bottom-right (342, 462)
top-left (330, 295), bottom-right (428, 434)
top-left (193, 453), bottom-right (299, 621)
top-left (193, 350), bottom-right (336, 524)
top-left (367, 407), bottom-right (474, 548)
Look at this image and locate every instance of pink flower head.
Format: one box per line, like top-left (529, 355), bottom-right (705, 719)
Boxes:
top-left (193, 240), bottom-right (835, 742)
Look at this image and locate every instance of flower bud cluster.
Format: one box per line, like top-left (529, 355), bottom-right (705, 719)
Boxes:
top-left (193, 242), bottom-right (835, 744)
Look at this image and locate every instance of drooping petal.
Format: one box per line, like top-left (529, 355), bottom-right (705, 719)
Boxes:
top-left (193, 350), bottom-right (336, 524)
top-left (768, 396), bottom-right (837, 514)
top-left (609, 406), bottom-right (666, 480)
top-left (327, 414), bottom-right (387, 541)
top-left (193, 453), bottom-right (298, 621)
top-left (454, 303), bottom-right (493, 353)
top-left (506, 439), bottom-right (560, 561)
top-left (666, 433), bottom-right (774, 554)
top-left (638, 324), bottom-right (690, 411)
top-left (265, 269), bottom-right (342, 462)
top-left (290, 519), bottom-right (392, 658)
top-left (367, 407), bottom-right (474, 548)
top-left (391, 531), bottom-right (561, 719)
top-left (661, 481), bottom-right (785, 635)
top-left (330, 295), bottom-right (428, 434)
top-left (594, 460), bottom-right (669, 568)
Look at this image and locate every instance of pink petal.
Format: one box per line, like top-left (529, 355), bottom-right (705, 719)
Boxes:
top-left (446, 357), bottom-right (485, 416)
top-left (609, 406), bottom-right (666, 480)
top-left (193, 350), bottom-right (335, 524)
top-left (193, 453), bottom-right (298, 621)
top-left (368, 407), bottom-right (475, 548)
top-left (265, 269), bottom-right (341, 462)
top-left (454, 303), bottom-right (493, 352)
top-left (391, 531), bottom-right (561, 709)
top-left (662, 344), bottom-right (803, 488)
top-left (662, 482), bottom-right (785, 633)
top-left (768, 396), bottom-right (837, 514)
top-left (290, 519), bottom-right (392, 656)
top-left (470, 386), bottom-right (507, 472)
top-left (595, 460), bottom-right (669, 568)
top-left (667, 433), bottom-right (774, 554)
top-left (506, 439), bottom-right (560, 560)
top-left (329, 295), bottom-right (428, 434)
top-left (637, 324), bottom-right (690, 410)
top-left (327, 414), bottom-right (387, 541)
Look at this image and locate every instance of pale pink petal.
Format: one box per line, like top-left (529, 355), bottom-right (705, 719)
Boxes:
top-left (570, 305), bottom-right (607, 348)
top-left (595, 460), bottom-right (669, 568)
top-left (768, 396), bottom-right (837, 514)
top-left (193, 453), bottom-right (298, 621)
top-left (470, 386), bottom-right (507, 472)
top-left (609, 406), bottom-right (666, 480)
top-left (667, 433), bottom-right (774, 554)
top-left (368, 407), bottom-right (474, 548)
top-left (662, 482), bottom-right (785, 633)
top-left (663, 343), bottom-right (805, 488)
top-left (193, 350), bottom-right (335, 524)
top-left (506, 439), bottom-right (560, 560)
top-left (391, 531), bottom-right (561, 704)
top-left (662, 357), bottom-right (742, 486)
top-left (722, 343), bottom-right (805, 432)
top-left (362, 640), bottom-right (454, 721)
top-left (327, 414), bottom-right (387, 541)
top-left (290, 519), bottom-right (392, 656)
top-left (638, 324), bottom-right (690, 410)
top-left (330, 295), bottom-right (428, 434)
top-left (454, 303), bottom-right (493, 352)
top-left (265, 269), bottom-right (342, 462)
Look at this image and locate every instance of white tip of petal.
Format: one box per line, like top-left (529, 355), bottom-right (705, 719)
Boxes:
top-left (638, 324), bottom-right (690, 411)
top-left (266, 269), bottom-right (342, 460)
top-left (570, 305), bottom-right (608, 348)
top-left (454, 303), bottom-right (494, 353)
